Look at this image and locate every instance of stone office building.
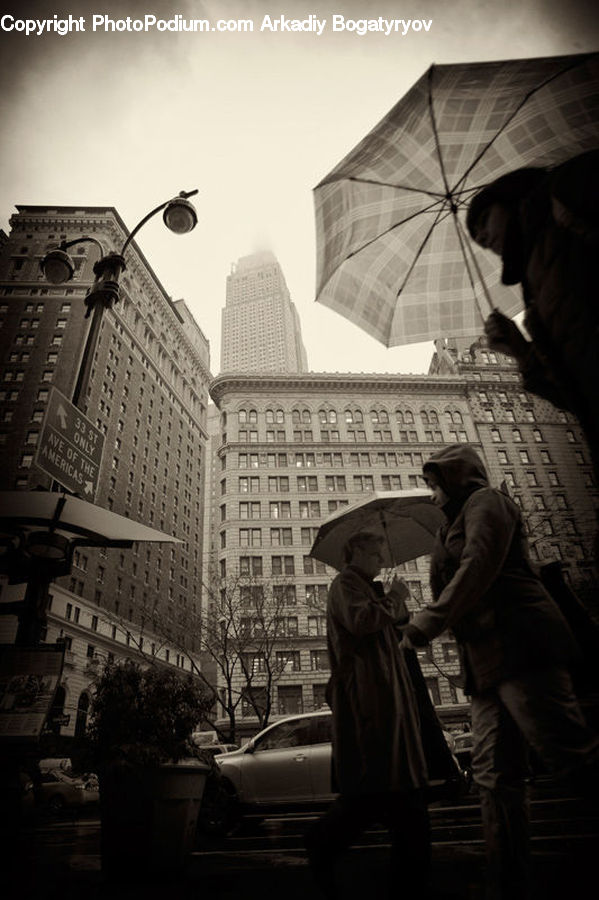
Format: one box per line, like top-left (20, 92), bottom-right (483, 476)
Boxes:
top-left (205, 351), bottom-right (597, 735)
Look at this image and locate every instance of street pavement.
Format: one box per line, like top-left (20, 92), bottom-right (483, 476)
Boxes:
top-left (5, 781), bottom-right (599, 900)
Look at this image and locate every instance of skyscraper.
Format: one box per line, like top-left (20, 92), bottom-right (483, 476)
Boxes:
top-left (220, 251), bottom-right (308, 374)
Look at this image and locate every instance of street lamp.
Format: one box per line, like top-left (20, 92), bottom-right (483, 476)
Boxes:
top-left (2, 190), bottom-right (200, 644)
top-left (40, 189), bottom-right (199, 406)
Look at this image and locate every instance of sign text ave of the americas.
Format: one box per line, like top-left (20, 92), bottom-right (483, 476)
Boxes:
top-left (35, 386), bottom-right (105, 499)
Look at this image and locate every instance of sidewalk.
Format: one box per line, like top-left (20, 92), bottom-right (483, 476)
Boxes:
top-left (5, 828), bottom-right (594, 900)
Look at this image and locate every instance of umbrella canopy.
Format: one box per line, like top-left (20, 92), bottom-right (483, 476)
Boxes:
top-left (310, 489), bottom-right (444, 572)
top-left (314, 52), bottom-right (599, 347)
top-left (0, 491), bottom-right (182, 546)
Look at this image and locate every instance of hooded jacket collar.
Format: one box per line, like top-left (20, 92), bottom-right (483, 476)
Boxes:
top-left (423, 445), bottom-right (489, 522)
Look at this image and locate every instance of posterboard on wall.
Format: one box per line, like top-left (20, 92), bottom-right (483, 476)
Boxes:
top-left (0, 644), bottom-right (65, 742)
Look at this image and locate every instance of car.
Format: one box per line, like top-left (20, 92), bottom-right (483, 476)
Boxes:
top-left (213, 710), bottom-right (466, 833)
top-left (196, 743), bottom-right (240, 760)
top-left (38, 769), bottom-right (99, 813)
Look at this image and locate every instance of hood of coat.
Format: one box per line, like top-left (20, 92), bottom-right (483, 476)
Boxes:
top-left (423, 445), bottom-right (489, 513)
top-left (467, 167), bottom-right (549, 286)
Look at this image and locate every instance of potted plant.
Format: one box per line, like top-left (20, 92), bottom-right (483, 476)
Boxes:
top-left (86, 659), bottom-right (213, 880)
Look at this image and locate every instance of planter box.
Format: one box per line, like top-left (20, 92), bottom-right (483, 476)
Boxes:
top-left (100, 759), bottom-right (210, 879)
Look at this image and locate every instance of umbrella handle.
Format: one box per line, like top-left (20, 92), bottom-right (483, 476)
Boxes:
top-left (379, 510), bottom-right (396, 569)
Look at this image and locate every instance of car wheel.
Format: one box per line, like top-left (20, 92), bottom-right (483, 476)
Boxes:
top-left (48, 794), bottom-right (66, 814)
top-left (197, 776), bottom-right (241, 837)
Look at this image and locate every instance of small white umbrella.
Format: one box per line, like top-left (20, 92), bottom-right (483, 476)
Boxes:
top-left (310, 489), bottom-right (444, 572)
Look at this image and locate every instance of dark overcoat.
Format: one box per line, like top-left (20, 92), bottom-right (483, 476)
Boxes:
top-left (326, 566), bottom-right (429, 795)
top-left (489, 150), bottom-right (599, 470)
top-left (405, 446), bottom-right (579, 694)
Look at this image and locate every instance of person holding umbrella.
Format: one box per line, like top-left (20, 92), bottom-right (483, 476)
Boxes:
top-left (305, 531), bottom-right (438, 900)
top-left (400, 444), bottom-right (599, 900)
top-left (466, 150), bottom-right (599, 548)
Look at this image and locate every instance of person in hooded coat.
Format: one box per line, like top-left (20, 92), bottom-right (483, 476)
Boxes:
top-left (305, 531), bottom-right (434, 899)
top-left (400, 445), bottom-right (599, 900)
top-left (466, 150), bottom-right (599, 544)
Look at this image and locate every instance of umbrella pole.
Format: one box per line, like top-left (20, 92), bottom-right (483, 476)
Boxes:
top-left (379, 510), bottom-right (397, 570)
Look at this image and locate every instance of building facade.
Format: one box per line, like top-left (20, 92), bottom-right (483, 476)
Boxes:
top-left (220, 251), bottom-right (308, 374)
top-left (205, 361), bottom-right (598, 737)
top-left (0, 205), bottom-right (212, 678)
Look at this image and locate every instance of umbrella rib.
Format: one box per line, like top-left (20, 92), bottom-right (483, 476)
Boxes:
top-left (428, 64), bottom-right (452, 198)
top-left (395, 203), bottom-right (452, 298)
top-left (342, 197), bottom-right (447, 262)
top-left (450, 208), bottom-right (494, 318)
top-left (455, 214), bottom-right (497, 315)
top-left (347, 176), bottom-right (447, 201)
top-left (452, 53), bottom-right (596, 196)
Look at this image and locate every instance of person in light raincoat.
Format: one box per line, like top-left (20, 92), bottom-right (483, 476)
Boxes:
top-left (305, 531), bottom-right (434, 899)
top-left (401, 445), bottom-right (599, 900)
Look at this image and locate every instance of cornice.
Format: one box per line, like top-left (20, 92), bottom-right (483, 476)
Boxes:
top-left (210, 371), bottom-right (468, 404)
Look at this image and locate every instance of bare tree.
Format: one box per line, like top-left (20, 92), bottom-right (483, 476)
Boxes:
top-left (199, 572), bottom-right (302, 741)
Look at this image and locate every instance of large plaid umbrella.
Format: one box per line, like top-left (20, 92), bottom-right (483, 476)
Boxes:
top-left (314, 52), bottom-right (599, 347)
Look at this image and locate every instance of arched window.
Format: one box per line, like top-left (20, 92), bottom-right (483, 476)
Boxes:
top-left (248, 409), bottom-right (257, 425)
top-left (378, 410), bottom-right (389, 424)
top-left (420, 410), bottom-right (429, 425)
top-left (266, 409), bottom-right (275, 424)
top-left (429, 411), bottom-right (439, 424)
top-left (239, 409), bottom-right (247, 424)
top-left (301, 409), bottom-right (311, 424)
top-left (405, 410), bottom-right (414, 424)
top-left (370, 410), bottom-right (380, 424)
top-left (354, 409), bottom-right (363, 424)
top-left (345, 409), bottom-right (355, 424)
top-left (396, 410), bottom-right (405, 425)
top-left (276, 409), bottom-right (285, 424)
top-left (453, 411), bottom-right (463, 424)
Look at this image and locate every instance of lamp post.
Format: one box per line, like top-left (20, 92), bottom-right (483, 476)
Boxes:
top-left (5, 190), bottom-right (200, 646)
top-left (40, 189), bottom-right (199, 409)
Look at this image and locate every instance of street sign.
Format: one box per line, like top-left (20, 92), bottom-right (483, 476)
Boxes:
top-left (35, 386), bottom-right (105, 500)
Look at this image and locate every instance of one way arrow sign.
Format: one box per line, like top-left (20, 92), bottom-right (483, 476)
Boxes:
top-left (35, 387), bottom-right (105, 500)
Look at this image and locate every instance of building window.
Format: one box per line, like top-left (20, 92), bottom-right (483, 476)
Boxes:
top-left (240, 555), bottom-right (263, 576)
top-left (299, 501), bottom-right (320, 518)
top-left (310, 650), bottom-right (330, 671)
top-left (269, 527), bottom-right (292, 546)
top-left (276, 650), bottom-right (301, 672)
top-left (307, 615), bottom-right (327, 636)
top-left (303, 556), bottom-right (327, 574)
top-left (269, 501), bottom-right (291, 519)
top-left (306, 584), bottom-right (328, 606)
top-left (297, 475), bottom-right (318, 492)
top-left (240, 501), bottom-right (261, 519)
top-left (272, 555), bottom-right (295, 575)
top-left (273, 685), bottom-right (303, 716)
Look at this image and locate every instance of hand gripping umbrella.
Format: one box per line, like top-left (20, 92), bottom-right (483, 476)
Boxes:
top-left (309, 489), bottom-right (444, 572)
top-left (314, 52), bottom-right (599, 347)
